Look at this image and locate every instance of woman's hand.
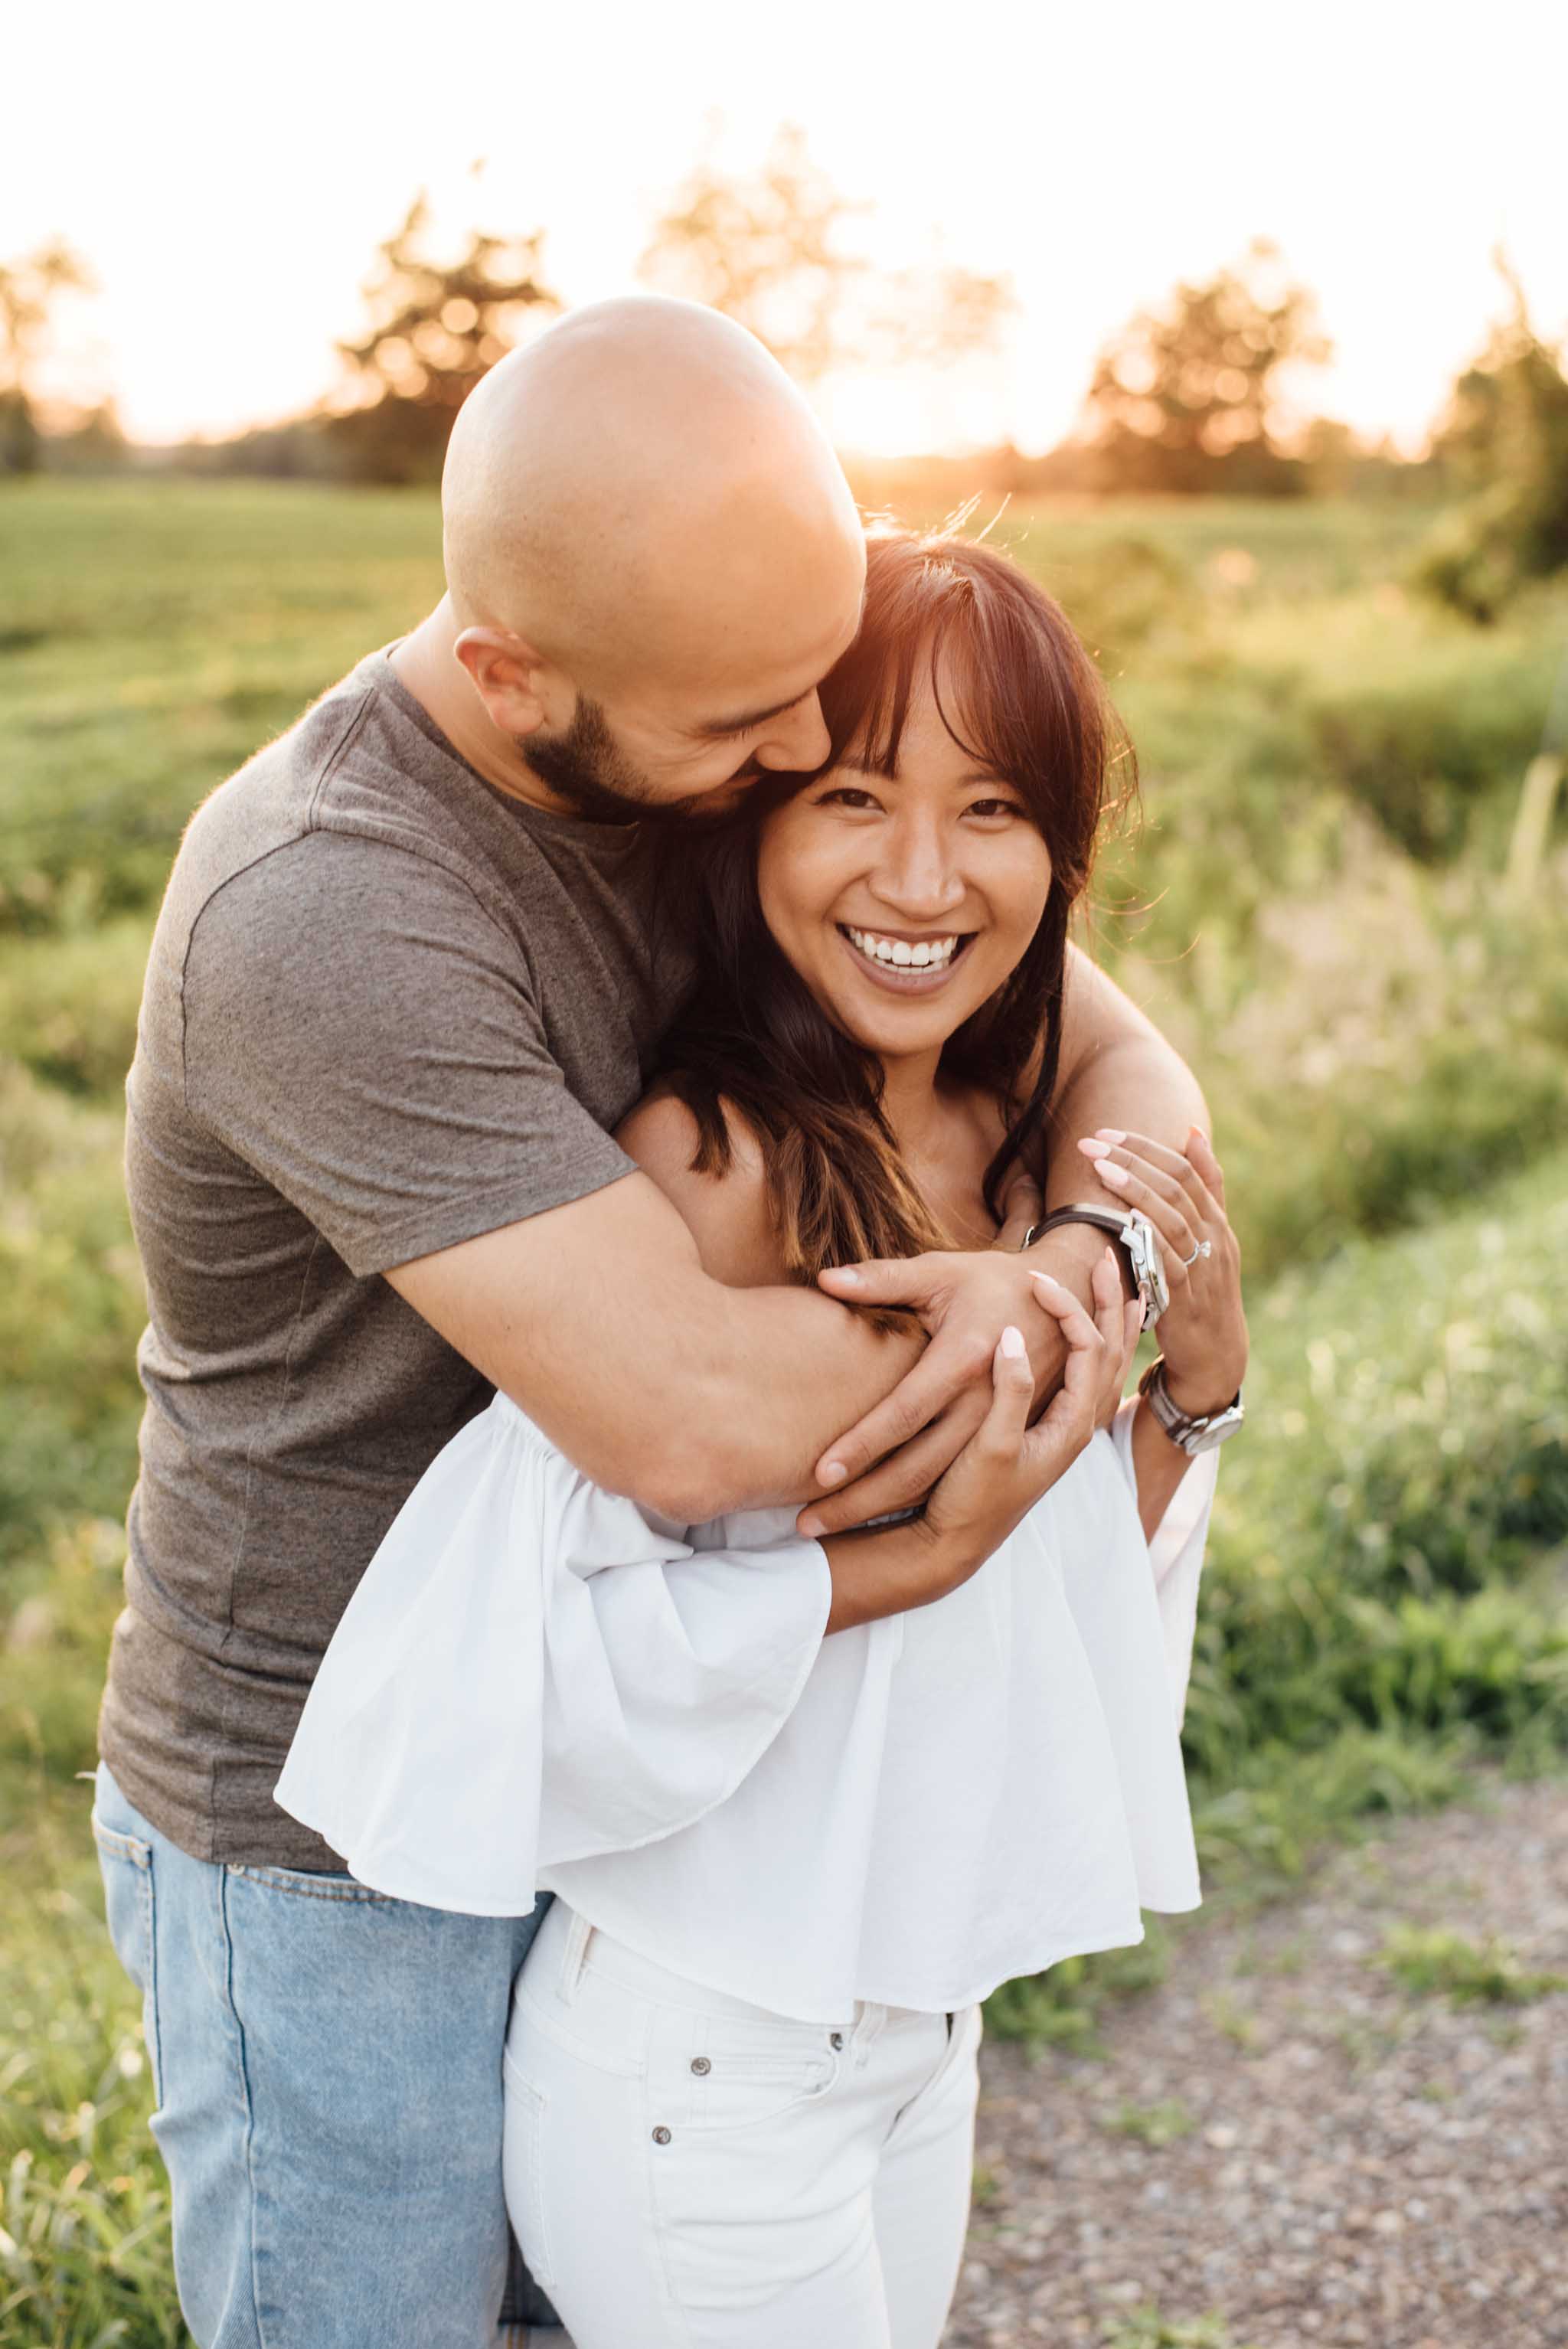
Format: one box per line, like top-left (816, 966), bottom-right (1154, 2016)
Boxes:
top-left (818, 1253), bottom-right (1138, 1632)
top-left (1076, 1125), bottom-right (1247, 1415)
top-left (920, 1250), bottom-right (1139, 1574)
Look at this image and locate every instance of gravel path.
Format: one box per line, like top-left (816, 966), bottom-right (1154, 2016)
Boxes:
top-left (946, 1777), bottom-right (1568, 2348)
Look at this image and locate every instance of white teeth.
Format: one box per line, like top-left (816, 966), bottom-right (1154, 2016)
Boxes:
top-left (845, 926), bottom-right (962, 974)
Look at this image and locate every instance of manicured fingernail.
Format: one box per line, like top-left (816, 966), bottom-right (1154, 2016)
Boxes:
top-left (1077, 1137), bottom-right (1112, 1159)
top-left (1095, 1129), bottom-right (1126, 1144)
top-left (829, 1267), bottom-right (861, 1287)
top-left (799, 1514), bottom-right (825, 1537)
top-left (1189, 1126), bottom-right (1208, 1145)
top-left (1000, 1325), bottom-right (1027, 1359)
top-left (1099, 1161), bottom-right (1130, 1187)
top-left (818, 1459), bottom-right (848, 1487)
top-left (1027, 1270), bottom-right (1070, 1295)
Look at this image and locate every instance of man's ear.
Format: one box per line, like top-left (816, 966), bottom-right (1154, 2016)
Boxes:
top-left (452, 628), bottom-right (556, 740)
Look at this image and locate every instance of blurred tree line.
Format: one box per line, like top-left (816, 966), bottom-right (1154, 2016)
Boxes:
top-left (1080, 237), bottom-right (1331, 496)
top-left (1416, 259), bottom-right (1568, 622)
top-left (0, 240), bottom-right (108, 474)
top-left (8, 136), bottom-right (1568, 619)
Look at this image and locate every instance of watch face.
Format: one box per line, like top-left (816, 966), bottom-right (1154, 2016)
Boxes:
top-left (1125, 1211), bottom-right (1171, 1320)
top-left (1186, 1402), bottom-right (1246, 1454)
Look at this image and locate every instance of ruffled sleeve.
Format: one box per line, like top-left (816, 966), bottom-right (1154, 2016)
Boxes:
top-left (273, 1395), bottom-right (831, 1915)
top-left (1109, 1397), bottom-right (1218, 1722)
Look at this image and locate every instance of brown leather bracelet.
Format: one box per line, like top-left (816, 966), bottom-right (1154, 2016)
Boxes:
top-left (1018, 1204), bottom-right (1158, 1321)
top-left (1018, 1206), bottom-right (1134, 1254)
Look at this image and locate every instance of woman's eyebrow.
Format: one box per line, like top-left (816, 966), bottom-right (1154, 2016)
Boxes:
top-left (833, 758), bottom-right (1005, 786)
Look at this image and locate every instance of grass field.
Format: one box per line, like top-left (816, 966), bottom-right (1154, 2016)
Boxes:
top-left (1, 478), bottom-right (1565, 2343)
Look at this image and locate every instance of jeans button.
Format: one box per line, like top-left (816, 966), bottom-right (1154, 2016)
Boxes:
top-left (652, 2126), bottom-right (672, 2145)
top-left (690, 2056), bottom-right (710, 2075)
top-left (829, 2031), bottom-right (844, 2050)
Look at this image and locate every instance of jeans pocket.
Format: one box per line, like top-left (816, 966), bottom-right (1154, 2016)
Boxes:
top-left (501, 2053), bottom-right (555, 2294)
top-left (662, 2019), bottom-right (842, 2136)
top-left (91, 1812), bottom-right (163, 2106)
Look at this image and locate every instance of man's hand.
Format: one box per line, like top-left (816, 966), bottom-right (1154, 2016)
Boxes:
top-left (799, 1243), bottom-right (1135, 1537)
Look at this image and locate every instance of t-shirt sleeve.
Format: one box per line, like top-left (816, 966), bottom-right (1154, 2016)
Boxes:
top-left (180, 831), bottom-right (635, 1276)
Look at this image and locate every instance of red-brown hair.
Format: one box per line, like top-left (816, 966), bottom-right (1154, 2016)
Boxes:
top-left (658, 524), bottom-right (1134, 1305)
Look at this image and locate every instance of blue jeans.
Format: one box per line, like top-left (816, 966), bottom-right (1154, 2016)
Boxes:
top-left (92, 1761), bottom-right (557, 2347)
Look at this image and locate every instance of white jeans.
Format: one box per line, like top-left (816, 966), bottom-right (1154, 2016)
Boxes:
top-left (503, 1899), bottom-right (982, 2348)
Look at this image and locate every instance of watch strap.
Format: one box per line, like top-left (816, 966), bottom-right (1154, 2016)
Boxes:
top-left (1137, 1355), bottom-right (1245, 1455)
top-left (1019, 1205), bottom-right (1132, 1252)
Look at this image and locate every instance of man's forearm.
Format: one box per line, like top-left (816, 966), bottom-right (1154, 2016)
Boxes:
top-left (389, 1173), bottom-right (924, 1526)
top-left (510, 1260), bottom-right (923, 1522)
top-left (671, 1279), bottom-right (924, 1518)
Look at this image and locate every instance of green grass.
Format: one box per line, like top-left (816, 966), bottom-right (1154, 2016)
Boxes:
top-left (1100, 2099), bottom-right (1196, 2148)
top-left (2, 476), bottom-right (1565, 2338)
top-left (0, 479), bottom-right (443, 931)
top-left (1374, 1926), bottom-right (1568, 2007)
top-left (0, 1063), bottom-right (143, 1581)
top-left (0, 1779), bottom-right (185, 2349)
top-left (1100, 2309), bottom-right (1260, 2349)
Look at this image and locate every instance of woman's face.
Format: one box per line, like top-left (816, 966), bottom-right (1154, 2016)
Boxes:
top-left (755, 667), bottom-right (1054, 1063)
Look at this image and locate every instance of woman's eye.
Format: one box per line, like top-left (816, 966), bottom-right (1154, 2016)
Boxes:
top-left (966, 797), bottom-right (1024, 821)
top-left (816, 786), bottom-right (884, 812)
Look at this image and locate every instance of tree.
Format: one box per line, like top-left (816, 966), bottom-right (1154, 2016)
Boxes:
top-left (1, 239), bottom-right (91, 476)
top-left (1080, 240), bottom-right (1331, 496)
top-left (1418, 257), bottom-right (1568, 622)
top-left (637, 126), bottom-right (1011, 386)
top-left (326, 194), bottom-right (561, 482)
top-left (44, 399), bottom-right (128, 474)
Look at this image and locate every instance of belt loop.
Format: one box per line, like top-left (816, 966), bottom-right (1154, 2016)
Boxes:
top-left (851, 2002), bottom-right (887, 2069)
top-left (556, 1906), bottom-right (594, 2005)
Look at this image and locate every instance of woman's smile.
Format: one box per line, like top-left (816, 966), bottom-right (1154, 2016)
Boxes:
top-left (836, 923), bottom-right (978, 994)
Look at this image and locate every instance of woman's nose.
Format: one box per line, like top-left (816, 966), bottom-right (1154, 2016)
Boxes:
top-left (869, 832), bottom-right (967, 920)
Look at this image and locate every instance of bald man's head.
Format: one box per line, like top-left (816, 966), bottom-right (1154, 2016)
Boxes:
top-left (439, 298), bottom-right (867, 817)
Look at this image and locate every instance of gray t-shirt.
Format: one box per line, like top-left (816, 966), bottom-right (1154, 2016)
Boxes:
top-left (100, 651), bottom-right (692, 1870)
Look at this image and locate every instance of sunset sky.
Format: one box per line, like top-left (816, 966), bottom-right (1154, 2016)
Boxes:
top-left (9, 0), bottom-right (1565, 458)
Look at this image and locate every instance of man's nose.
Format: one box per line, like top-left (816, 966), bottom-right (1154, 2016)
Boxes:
top-left (755, 693), bottom-right (831, 773)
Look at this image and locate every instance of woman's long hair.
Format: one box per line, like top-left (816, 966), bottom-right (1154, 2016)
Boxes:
top-left (658, 525), bottom-right (1134, 1311)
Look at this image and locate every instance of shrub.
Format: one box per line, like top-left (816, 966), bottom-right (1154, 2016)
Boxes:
top-left (1302, 629), bottom-right (1560, 859)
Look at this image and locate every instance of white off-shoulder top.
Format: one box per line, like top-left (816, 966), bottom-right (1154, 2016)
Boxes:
top-left (276, 1394), bottom-right (1214, 2022)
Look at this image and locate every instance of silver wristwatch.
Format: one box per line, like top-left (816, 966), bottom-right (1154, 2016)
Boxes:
top-left (1020, 1204), bottom-right (1171, 1329)
top-left (1137, 1355), bottom-right (1246, 1455)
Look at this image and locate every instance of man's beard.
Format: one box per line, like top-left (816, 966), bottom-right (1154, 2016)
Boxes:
top-left (524, 696), bottom-right (752, 827)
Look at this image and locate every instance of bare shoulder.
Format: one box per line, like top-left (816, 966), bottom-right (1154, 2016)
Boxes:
top-left (615, 1086), bottom-right (785, 1287)
top-left (1053, 939), bottom-right (1165, 1090)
